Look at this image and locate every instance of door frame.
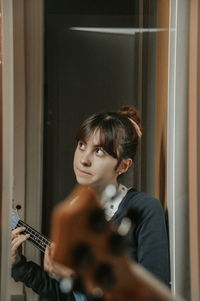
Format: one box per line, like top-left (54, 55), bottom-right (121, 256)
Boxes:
top-left (188, 0), bottom-right (200, 300)
top-left (0, 0), bottom-right (43, 300)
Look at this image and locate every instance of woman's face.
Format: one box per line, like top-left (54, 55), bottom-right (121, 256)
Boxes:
top-left (73, 129), bottom-right (119, 192)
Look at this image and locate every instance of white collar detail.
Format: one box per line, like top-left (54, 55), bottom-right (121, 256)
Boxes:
top-left (101, 184), bottom-right (129, 220)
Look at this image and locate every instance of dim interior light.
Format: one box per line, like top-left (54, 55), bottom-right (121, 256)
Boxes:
top-left (69, 27), bottom-right (174, 35)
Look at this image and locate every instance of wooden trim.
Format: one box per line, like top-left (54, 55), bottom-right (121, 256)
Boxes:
top-left (167, 1), bottom-right (190, 298)
top-left (155, 0), bottom-right (170, 210)
top-left (188, 0), bottom-right (200, 300)
top-left (13, 0), bottom-right (26, 220)
top-left (24, 0), bottom-right (44, 243)
top-left (0, 1), bottom-right (2, 289)
top-left (11, 0), bottom-right (26, 296)
top-left (23, 0), bottom-right (44, 299)
top-left (0, 0), bottom-right (43, 299)
top-left (0, 0), bottom-right (13, 300)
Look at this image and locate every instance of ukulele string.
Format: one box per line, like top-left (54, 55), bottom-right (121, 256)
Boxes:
top-left (18, 220), bottom-right (51, 253)
top-left (18, 222), bottom-right (49, 253)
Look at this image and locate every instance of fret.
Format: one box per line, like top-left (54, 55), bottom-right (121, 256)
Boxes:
top-left (17, 219), bottom-right (51, 253)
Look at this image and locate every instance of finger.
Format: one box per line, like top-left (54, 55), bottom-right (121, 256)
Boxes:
top-left (46, 242), bottom-right (55, 255)
top-left (11, 236), bottom-right (23, 248)
top-left (48, 242), bottom-right (56, 255)
top-left (51, 261), bottom-right (75, 278)
top-left (12, 233), bottom-right (30, 248)
top-left (44, 242), bottom-right (57, 272)
top-left (11, 234), bottom-right (30, 250)
top-left (44, 259), bottom-right (54, 273)
top-left (44, 246), bottom-right (52, 271)
top-left (46, 262), bottom-right (62, 280)
top-left (48, 271), bottom-right (59, 280)
top-left (44, 245), bottom-right (51, 263)
top-left (50, 242), bottom-right (56, 249)
top-left (11, 232), bottom-right (23, 241)
top-left (12, 227), bottom-right (26, 238)
top-left (45, 245), bottom-right (51, 256)
top-left (12, 226), bottom-right (26, 235)
top-left (44, 255), bottom-right (49, 271)
top-left (11, 230), bottom-right (29, 243)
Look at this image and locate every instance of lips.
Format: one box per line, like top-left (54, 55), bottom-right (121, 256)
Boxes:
top-left (76, 167), bottom-right (92, 176)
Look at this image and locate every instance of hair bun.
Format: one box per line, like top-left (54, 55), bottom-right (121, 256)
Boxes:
top-left (119, 105), bottom-right (142, 132)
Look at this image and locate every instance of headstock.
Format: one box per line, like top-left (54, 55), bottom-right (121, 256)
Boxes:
top-left (50, 185), bottom-right (182, 301)
top-left (12, 210), bottom-right (20, 230)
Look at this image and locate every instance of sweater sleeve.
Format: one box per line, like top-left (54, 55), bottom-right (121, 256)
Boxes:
top-left (135, 196), bottom-right (170, 285)
top-left (11, 255), bottom-right (76, 301)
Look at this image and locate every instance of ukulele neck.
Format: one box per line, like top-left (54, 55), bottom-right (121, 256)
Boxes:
top-left (17, 220), bottom-right (51, 253)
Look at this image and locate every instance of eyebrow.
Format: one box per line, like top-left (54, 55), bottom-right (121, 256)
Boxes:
top-left (79, 140), bottom-right (104, 149)
top-left (93, 144), bottom-right (104, 149)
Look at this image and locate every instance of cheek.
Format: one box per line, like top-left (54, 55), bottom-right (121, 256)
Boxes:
top-left (107, 162), bottom-right (118, 178)
top-left (73, 149), bottom-right (78, 167)
top-left (98, 161), bottom-right (117, 178)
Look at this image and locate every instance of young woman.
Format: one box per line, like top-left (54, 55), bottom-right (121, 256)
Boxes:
top-left (11, 106), bottom-right (170, 300)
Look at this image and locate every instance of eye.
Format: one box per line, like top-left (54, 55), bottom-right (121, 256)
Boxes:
top-left (78, 141), bottom-right (85, 150)
top-left (96, 148), bottom-right (105, 156)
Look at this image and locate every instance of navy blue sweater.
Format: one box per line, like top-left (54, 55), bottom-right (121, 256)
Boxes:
top-left (111, 189), bottom-right (170, 285)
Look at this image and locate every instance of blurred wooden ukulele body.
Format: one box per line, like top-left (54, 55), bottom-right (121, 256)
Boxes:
top-left (50, 185), bottom-right (184, 301)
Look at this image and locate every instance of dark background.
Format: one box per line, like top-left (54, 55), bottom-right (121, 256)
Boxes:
top-left (42, 0), bottom-right (157, 237)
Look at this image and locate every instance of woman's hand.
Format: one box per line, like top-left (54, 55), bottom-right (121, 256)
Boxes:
top-left (44, 244), bottom-right (75, 279)
top-left (11, 227), bottom-right (30, 266)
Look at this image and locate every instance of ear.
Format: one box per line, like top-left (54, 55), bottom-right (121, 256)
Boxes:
top-left (117, 158), bottom-right (132, 175)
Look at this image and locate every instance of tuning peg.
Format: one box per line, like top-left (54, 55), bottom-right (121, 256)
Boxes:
top-left (73, 242), bottom-right (94, 269)
top-left (59, 277), bottom-right (74, 293)
top-left (16, 204), bottom-right (22, 210)
top-left (108, 232), bottom-right (128, 256)
top-left (103, 184), bottom-right (117, 199)
top-left (94, 262), bottom-right (116, 289)
top-left (88, 287), bottom-right (104, 301)
top-left (117, 217), bottom-right (132, 236)
top-left (88, 208), bottom-right (108, 233)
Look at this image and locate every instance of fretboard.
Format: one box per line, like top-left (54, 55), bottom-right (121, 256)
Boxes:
top-left (17, 220), bottom-right (51, 253)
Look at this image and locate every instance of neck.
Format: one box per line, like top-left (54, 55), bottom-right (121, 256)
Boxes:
top-left (17, 219), bottom-right (51, 253)
top-left (94, 181), bottom-right (119, 195)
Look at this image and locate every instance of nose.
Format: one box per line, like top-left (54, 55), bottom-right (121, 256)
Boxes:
top-left (80, 151), bottom-right (91, 167)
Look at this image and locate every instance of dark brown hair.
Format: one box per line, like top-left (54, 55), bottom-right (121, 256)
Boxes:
top-left (76, 106), bottom-right (142, 169)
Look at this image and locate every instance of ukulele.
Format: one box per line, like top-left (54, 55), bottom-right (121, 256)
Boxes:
top-left (12, 210), bottom-right (51, 253)
top-left (50, 185), bottom-right (183, 301)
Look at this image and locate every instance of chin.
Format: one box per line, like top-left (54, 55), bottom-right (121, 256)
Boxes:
top-left (76, 176), bottom-right (92, 186)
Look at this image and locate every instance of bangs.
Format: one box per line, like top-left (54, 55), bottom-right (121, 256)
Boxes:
top-left (76, 114), bottom-right (124, 159)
